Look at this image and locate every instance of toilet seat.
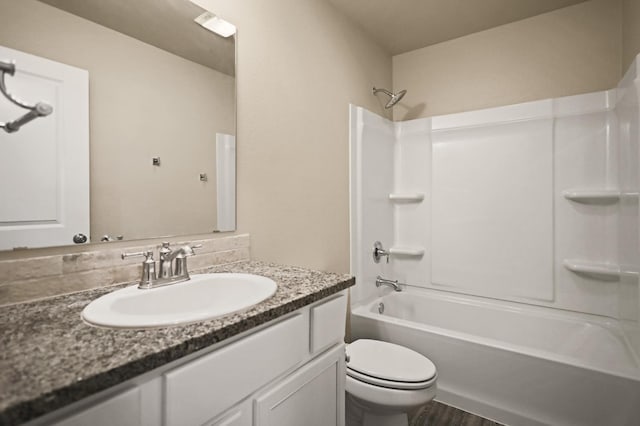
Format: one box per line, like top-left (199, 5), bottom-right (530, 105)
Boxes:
top-left (347, 367), bottom-right (437, 390)
top-left (346, 339), bottom-right (437, 391)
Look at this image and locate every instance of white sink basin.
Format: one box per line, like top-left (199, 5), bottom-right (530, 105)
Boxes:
top-left (82, 273), bottom-right (277, 329)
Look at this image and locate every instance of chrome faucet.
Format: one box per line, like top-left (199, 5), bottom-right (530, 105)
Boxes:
top-left (164, 244), bottom-right (200, 279)
top-left (122, 242), bottom-right (202, 289)
top-left (376, 275), bottom-right (401, 292)
top-left (158, 242), bottom-right (173, 279)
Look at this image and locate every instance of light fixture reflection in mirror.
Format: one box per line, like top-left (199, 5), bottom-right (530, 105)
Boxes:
top-left (195, 12), bottom-right (237, 38)
top-left (0, 0), bottom-right (236, 251)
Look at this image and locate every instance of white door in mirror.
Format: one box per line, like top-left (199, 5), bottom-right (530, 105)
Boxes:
top-left (81, 273), bottom-right (277, 329)
top-left (0, 45), bottom-right (89, 250)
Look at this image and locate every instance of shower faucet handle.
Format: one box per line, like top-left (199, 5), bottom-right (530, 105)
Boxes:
top-left (373, 241), bottom-right (389, 264)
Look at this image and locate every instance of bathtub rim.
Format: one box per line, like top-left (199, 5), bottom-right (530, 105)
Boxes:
top-left (351, 286), bottom-right (640, 381)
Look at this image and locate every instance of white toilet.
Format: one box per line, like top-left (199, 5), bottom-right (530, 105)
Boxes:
top-left (345, 339), bottom-right (437, 426)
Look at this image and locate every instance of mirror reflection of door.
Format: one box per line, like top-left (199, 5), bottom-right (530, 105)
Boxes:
top-left (0, 45), bottom-right (89, 250)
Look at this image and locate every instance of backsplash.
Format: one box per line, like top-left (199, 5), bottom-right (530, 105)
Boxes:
top-left (0, 234), bottom-right (250, 306)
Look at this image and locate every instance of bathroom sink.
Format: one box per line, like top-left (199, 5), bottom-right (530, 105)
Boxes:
top-left (81, 273), bottom-right (277, 329)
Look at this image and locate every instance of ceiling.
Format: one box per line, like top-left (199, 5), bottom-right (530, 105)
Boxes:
top-left (38, 0), bottom-right (235, 76)
top-left (326, 0), bottom-right (589, 55)
top-left (37, 0), bottom-right (589, 71)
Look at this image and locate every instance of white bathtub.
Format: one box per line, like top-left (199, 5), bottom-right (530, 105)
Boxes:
top-left (350, 288), bottom-right (640, 426)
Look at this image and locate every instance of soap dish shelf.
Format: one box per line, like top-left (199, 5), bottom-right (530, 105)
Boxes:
top-left (389, 247), bottom-right (425, 257)
top-left (563, 259), bottom-right (620, 281)
top-left (389, 193), bottom-right (425, 202)
top-left (562, 189), bottom-right (620, 204)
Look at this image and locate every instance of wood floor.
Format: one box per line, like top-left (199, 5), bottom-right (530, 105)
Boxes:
top-left (411, 401), bottom-right (504, 426)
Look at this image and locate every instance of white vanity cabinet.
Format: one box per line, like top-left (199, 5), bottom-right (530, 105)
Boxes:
top-left (253, 344), bottom-right (345, 426)
top-left (204, 344), bottom-right (345, 426)
top-left (48, 292), bottom-right (347, 426)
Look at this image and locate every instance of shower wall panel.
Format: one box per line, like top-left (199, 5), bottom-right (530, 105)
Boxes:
top-left (392, 118), bottom-right (431, 285)
top-left (349, 105), bottom-right (395, 304)
top-left (431, 117), bottom-right (554, 301)
top-left (554, 93), bottom-right (620, 317)
top-left (616, 59), bottom-right (640, 358)
top-left (392, 93), bottom-right (621, 317)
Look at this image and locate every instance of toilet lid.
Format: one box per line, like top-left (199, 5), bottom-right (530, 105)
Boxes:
top-left (346, 339), bottom-right (436, 385)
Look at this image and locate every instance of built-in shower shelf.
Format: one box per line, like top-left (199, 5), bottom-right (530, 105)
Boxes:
top-left (389, 193), bottom-right (425, 202)
top-left (389, 247), bottom-right (425, 257)
top-left (562, 189), bottom-right (620, 204)
top-left (563, 259), bottom-right (620, 281)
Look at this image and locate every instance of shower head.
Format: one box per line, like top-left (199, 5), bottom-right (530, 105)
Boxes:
top-left (373, 87), bottom-right (407, 109)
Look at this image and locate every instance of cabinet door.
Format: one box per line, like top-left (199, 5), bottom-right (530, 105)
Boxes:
top-left (254, 344), bottom-right (345, 426)
top-left (205, 399), bottom-right (251, 426)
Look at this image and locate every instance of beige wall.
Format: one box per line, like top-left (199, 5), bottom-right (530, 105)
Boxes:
top-left (0, 0), bottom-right (235, 242)
top-left (623, 0), bottom-right (640, 71)
top-left (393, 0), bottom-right (622, 120)
top-left (193, 0), bottom-right (392, 273)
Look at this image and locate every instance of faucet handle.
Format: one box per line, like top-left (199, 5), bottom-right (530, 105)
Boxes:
top-left (373, 241), bottom-right (389, 264)
top-left (121, 250), bottom-right (154, 261)
top-left (121, 250), bottom-right (157, 288)
top-left (159, 242), bottom-right (172, 258)
top-left (179, 243), bottom-right (202, 257)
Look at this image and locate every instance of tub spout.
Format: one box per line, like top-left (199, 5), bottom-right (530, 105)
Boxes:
top-left (376, 276), bottom-right (401, 291)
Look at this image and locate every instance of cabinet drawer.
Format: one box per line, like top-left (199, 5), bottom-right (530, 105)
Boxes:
top-left (54, 387), bottom-right (140, 426)
top-left (310, 294), bottom-right (347, 354)
top-left (165, 314), bottom-right (308, 426)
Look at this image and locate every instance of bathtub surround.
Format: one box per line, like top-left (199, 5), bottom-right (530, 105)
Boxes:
top-left (351, 61), bottom-right (640, 316)
top-left (0, 261), bottom-right (354, 424)
top-left (349, 57), bottom-right (640, 425)
top-left (0, 234), bottom-right (250, 306)
top-left (617, 58), bottom-right (640, 362)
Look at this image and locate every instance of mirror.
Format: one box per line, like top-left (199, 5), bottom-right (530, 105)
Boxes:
top-left (0, 0), bottom-right (236, 251)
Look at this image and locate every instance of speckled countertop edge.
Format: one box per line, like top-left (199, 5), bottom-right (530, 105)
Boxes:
top-left (0, 261), bottom-right (354, 425)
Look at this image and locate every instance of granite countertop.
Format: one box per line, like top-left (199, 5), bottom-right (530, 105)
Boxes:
top-left (0, 261), bottom-right (354, 425)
